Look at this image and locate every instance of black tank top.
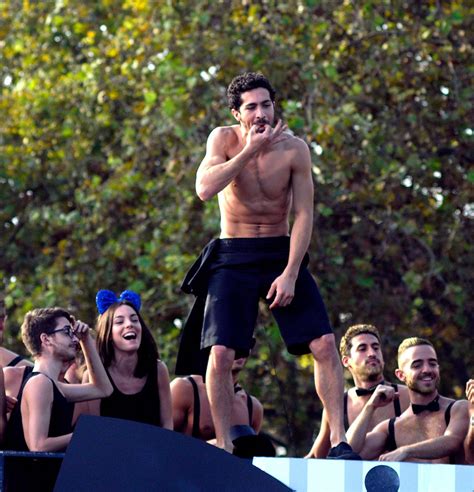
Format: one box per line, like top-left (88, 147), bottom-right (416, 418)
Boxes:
top-left (6, 354), bottom-right (26, 367)
top-left (100, 366), bottom-right (161, 426)
top-left (187, 377), bottom-right (253, 438)
top-left (4, 371), bottom-right (74, 451)
top-left (343, 382), bottom-right (401, 430)
top-left (387, 401), bottom-right (456, 459)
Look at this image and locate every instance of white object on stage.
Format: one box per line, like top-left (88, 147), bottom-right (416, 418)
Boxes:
top-left (252, 457), bottom-right (474, 492)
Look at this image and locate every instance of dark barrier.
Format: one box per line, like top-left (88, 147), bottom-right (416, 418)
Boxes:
top-left (0, 450), bottom-right (64, 492)
top-left (54, 415), bottom-right (291, 492)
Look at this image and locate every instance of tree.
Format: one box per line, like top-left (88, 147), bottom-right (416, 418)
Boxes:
top-left (1, 1), bottom-right (472, 455)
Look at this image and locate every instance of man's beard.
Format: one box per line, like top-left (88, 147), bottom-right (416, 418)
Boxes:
top-left (406, 373), bottom-right (440, 394)
top-left (355, 360), bottom-right (384, 382)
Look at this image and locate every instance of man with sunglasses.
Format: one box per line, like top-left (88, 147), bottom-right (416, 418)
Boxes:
top-left (4, 307), bottom-right (112, 452)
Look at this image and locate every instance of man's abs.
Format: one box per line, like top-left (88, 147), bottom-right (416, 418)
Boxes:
top-left (218, 181), bottom-right (291, 238)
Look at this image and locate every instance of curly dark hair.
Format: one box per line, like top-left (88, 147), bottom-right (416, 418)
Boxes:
top-left (227, 72), bottom-right (276, 110)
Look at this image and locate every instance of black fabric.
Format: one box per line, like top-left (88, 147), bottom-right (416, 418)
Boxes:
top-left (412, 395), bottom-right (440, 414)
top-left (100, 366), bottom-right (161, 426)
top-left (175, 239), bottom-right (220, 377)
top-left (343, 391), bottom-right (350, 431)
top-left (6, 355), bottom-right (25, 367)
top-left (176, 237), bottom-right (332, 376)
top-left (391, 383), bottom-right (402, 416)
top-left (187, 376), bottom-right (201, 438)
top-left (21, 365), bottom-right (34, 383)
top-left (355, 382), bottom-right (382, 397)
top-left (4, 371), bottom-right (74, 451)
top-left (445, 401), bottom-right (454, 426)
top-left (327, 442), bottom-right (361, 460)
top-left (386, 417), bottom-right (397, 452)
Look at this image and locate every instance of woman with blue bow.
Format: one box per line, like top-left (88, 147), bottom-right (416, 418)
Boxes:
top-left (77, 290), bottom-right (172, 429)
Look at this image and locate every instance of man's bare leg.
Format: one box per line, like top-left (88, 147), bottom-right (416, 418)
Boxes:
top-left (206, 345), bottom-right (235, 452)
top-left (309, 334), bottom-right (346, 446)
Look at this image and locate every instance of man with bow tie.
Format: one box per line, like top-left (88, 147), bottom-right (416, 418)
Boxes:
top-left (347, 337), bottom-right (469, 463)
top-left (306, 324), bottom-right (410, 458)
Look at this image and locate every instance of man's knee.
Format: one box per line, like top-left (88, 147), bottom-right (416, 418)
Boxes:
top-left (208, 345), bottom-right (235, 373)
top-left (309, 334), bottom-right (338, 362)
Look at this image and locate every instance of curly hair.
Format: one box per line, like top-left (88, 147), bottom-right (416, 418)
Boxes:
top-left (227, 72), bottom-right (276, 110)
top-left (339, 324), bottom-right (381, 357)
top-left (21, 307), bottom-right (73, 357)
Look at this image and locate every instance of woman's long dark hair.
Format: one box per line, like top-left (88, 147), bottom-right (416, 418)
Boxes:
top-left (95, 301), bottom-right (159, 378)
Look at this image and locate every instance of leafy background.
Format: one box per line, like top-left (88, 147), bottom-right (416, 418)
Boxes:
top-left (1, 0), bottom-right (472, 455)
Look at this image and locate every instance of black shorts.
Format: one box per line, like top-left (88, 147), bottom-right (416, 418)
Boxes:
top-left (201, 236), bottom-right (332, 356)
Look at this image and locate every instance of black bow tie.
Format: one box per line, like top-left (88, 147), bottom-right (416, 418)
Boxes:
top-left (412, 396), bottom-right (440, 414)
top-left (355, 381), bottom-right (385, 397)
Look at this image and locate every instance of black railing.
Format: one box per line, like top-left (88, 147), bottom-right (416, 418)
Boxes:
top-left (0, 451), bottom-right (64, 492)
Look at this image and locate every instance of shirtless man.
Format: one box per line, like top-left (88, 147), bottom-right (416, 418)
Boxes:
top-left (171, 356), bottom-right (263, 441)
top-left (306, 324), bottom-right (410, 458)
top-left (184, 72), bottom-right (353, 457)
top-left (4, 307), bottom-right (112, 451)
top-left (465, 379), bottom-right (474, 463)
top-left (347, 337), bottom-right (468, 463)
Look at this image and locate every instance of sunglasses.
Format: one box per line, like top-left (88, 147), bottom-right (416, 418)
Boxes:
top-left (50, 325), bottom-right (75, 338)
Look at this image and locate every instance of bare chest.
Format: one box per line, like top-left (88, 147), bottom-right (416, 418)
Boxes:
top-left (395, 414), bottom-right (448, 447)
top-left (226, 147), bottom-right (292, 203)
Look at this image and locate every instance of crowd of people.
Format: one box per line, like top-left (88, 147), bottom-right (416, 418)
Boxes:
top-left (0, 71), bottom-right (472, 479)
top-left (0, 296), bottom-right (472, 465)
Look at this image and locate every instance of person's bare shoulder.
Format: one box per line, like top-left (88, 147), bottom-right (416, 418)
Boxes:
top-left (209, 125), bottom-right (239, 145)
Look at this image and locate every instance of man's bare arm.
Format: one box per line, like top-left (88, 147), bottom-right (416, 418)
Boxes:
top-left (380, 400), bottom-right (469, 462)
top-left (59, 321), bottom-right (112, 402)
top-left (305, 409), bottom-right (331, 458)
top-left (196, 122), bottom-right (286, 201)
top-left (22, 376), bottom-right (71, 451)
top-left (347, 385), bottom-right (396, 455)
top-left (170, 377), bottom-right (193, 433)
top-left (267, 139), bottom-right (313, 309)
top-left (72, 369), bottom-right (101, 426)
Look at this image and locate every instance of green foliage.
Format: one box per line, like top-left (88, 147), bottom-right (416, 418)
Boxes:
top-left (1, 1), bottom-right (472, 455)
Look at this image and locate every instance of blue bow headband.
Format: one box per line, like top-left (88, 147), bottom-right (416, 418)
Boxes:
top-left (96, 289), bottom-right (141, 315)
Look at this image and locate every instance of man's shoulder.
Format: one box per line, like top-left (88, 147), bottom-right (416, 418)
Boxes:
top-left (209, 125), bottom-right (239, 141)
top-left (171, 375), bottom-right (204, 391)
top-left (23, 371), bottom-right (54, 395)
top-left (277, 131), bottom-right (308, 150)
